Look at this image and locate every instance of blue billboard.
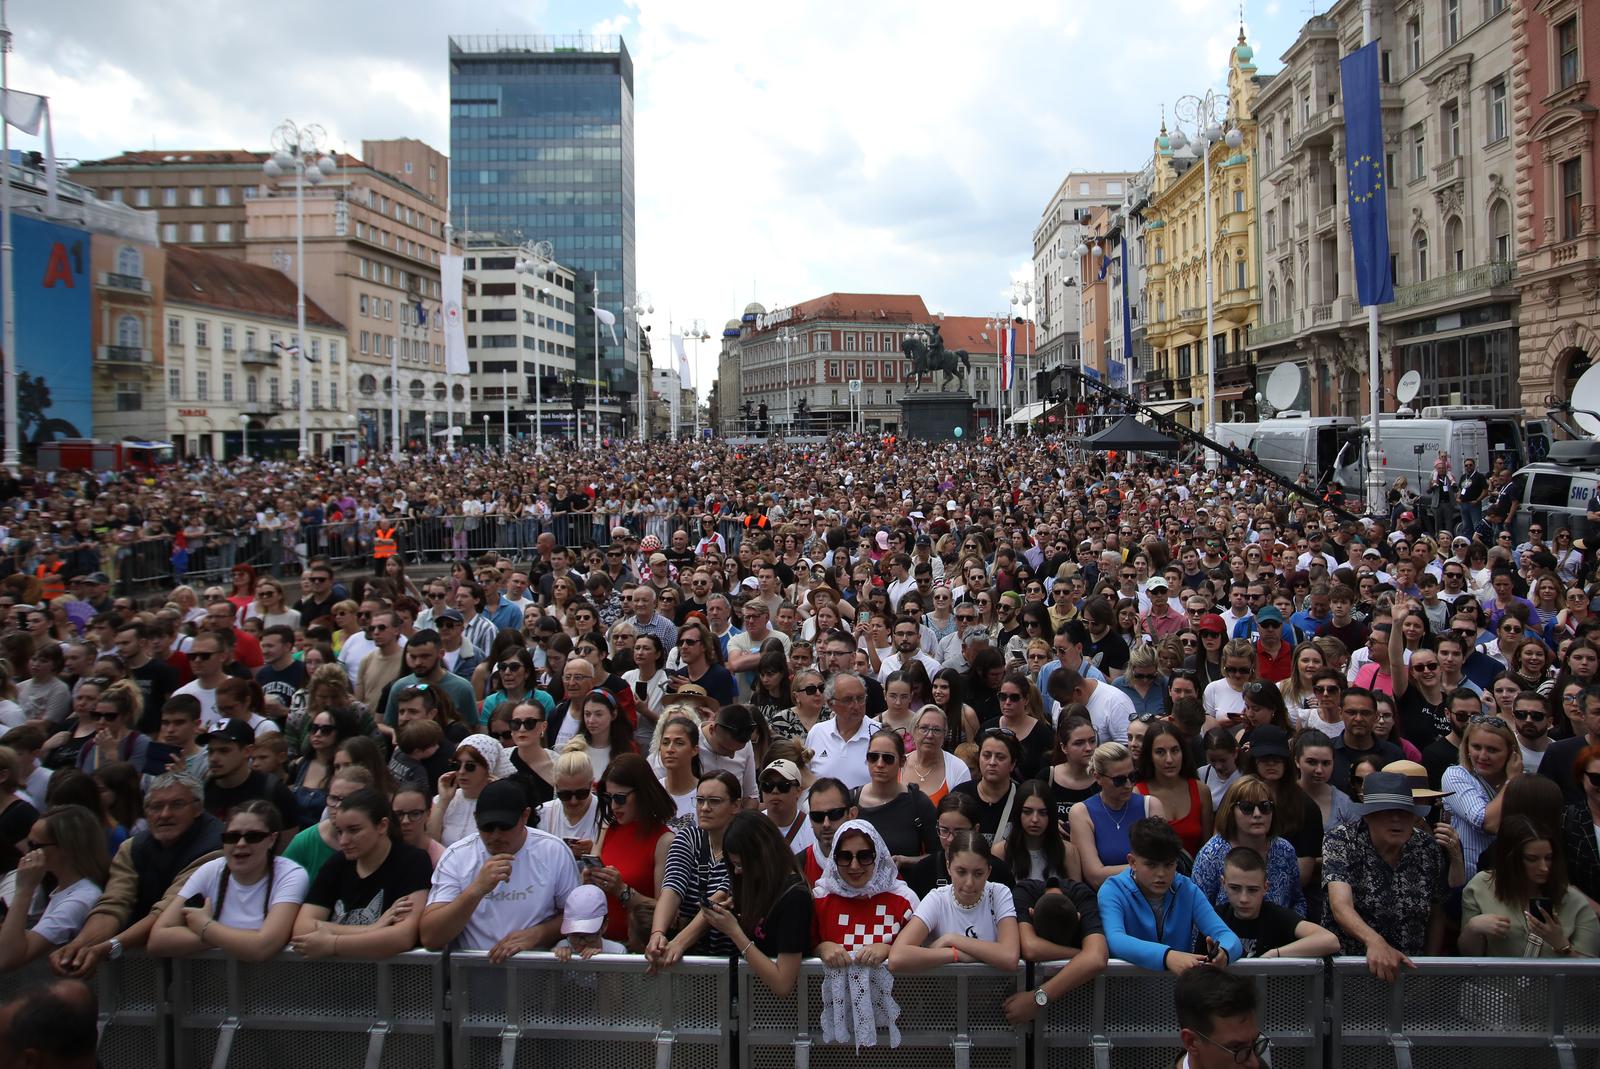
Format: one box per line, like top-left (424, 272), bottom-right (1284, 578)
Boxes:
top-left (1, 215), bottom-right (92, 444)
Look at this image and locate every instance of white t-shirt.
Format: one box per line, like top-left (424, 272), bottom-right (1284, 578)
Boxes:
top-left (338, 632), bottom-right (378, 687)
top-left (174, 679), bottom-right (220, 728)
top-left (1083, 681), bottom-right (1134, 743)
top-left (437, 792), bottom-right (480, 847)
top-left (699, 737), bottom-right (758, 800)
top-left (911, 882), bottom-right (1016, 943)
top-left (536, 798), bottom-right (600, 843)
top-left (1203, 679), bottom-right (1247, 721)
top-left (1519, 742), bottom-right (1548, 774)
top-left (426, 828), bottom-right (581, 951)
top-left (180, 856), bottom-right (309, 930)
top-left (29, 877), bottom-right (102, 946)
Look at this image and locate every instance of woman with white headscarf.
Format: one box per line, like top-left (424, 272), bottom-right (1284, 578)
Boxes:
top-left (812, 819), bottom-right (919, 1050)
top-left (428, 733), bottom-right (517, 846)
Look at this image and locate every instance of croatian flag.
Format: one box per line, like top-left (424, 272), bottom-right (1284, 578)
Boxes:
top-left (999, 326), bottom-right (1014, 391)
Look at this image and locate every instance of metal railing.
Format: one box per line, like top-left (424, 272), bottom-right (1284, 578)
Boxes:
top-left (12, 952), bottom-right (1599, 1068)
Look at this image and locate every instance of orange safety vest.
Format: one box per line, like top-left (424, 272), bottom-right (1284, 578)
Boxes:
top-left (373, 526), bottom-right (398, 559)
top-left (35, 560), bottom-right (64, 600)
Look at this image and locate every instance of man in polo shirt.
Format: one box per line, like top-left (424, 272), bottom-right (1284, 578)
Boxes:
top-left (477, 569), bottom-right (524, 633)
top-left (806, 671), bottom-right (877, 790)
top-left (422, 779), bottom-right (579, 958)
top-left (1253, 607), bottom-right (1294, 684)
top-left (1139, 577), bottom-right (1186, 641)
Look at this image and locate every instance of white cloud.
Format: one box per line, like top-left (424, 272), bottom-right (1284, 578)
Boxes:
top-left (23, 0), bottom-right (1308, 391)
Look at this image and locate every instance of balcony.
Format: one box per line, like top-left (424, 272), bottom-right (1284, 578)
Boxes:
top-left (239, 348), bottom-right (276, 367)
top-left (1315, 205), bottom-right (1337, 233)
top-left (1311, 295), bottom-right (1357, 325)
top-left (1392, 261), bottom-right (1516, 310)
top-left (97, 345), bottom-right (149, 364)
top-left (241, 399), bottom-right (280, 417)
top-left (98, 271), bottom-right (151, 296)
top-left (1300, 103), bottom-right (1343, 146)
top-left (1433, 156), bottom-right (1465, 188)
top-left (1249, 319), bottom-right (1295, 347)
top-left (1217, 350), bottom-right (1255, 387)
top-left (1177, 306), bottom-right (1204, 326)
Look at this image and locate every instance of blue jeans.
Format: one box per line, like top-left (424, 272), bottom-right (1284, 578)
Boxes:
top-left (1458, 501), bottom-right (1482, 537)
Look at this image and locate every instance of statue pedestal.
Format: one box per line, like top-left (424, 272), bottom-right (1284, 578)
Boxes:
top-left (898, 392), bottom-right (975, 441)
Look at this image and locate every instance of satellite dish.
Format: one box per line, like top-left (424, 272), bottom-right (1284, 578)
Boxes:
top-left (1263, 363), bottom-right (1301, 411)
top-left (1396, 369), bottom-right (1422, 406)
top-left (1572, 364), bottom-right (1600, 437)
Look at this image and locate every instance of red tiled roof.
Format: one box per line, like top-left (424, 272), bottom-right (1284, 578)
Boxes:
top-left (753, 293), bottom-right (931, 334)
top-left (78, 149), bottom-right (367, 170)
top-left (164, 246), bottom-right (344, 330)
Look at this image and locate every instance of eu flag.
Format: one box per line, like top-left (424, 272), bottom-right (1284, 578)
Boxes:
top-left (1341, 42), bottom-right (1394, 306)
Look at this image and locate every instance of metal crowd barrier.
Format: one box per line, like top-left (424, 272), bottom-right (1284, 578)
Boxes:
top-left (1033, 958), bottom-right (1324, 1069)
top-left (739, 960), bottom-right (1026, 1069)
top-left (1330, 957), bottom-right (1600, 1069)
top-left (450, 951), bottom-right (731, 1069)
top-left (18, 951), bottom-right (1590, 1067)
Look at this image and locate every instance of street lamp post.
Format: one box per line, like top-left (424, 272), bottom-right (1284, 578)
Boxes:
top-left (481, 412), bottom-right (490, 451)
top-left (625, 293), bottom-right (653, 442)
top-left (514, 240), bottom-right (555, 451)
top-left (262, 121), bottom-right (337, 460)
top-left (1011, 281), bottom-right (1034, 427)
top-left (239, 414), bottom-right (250, 460)
top-left (1170, 91), bottom-right (1243, 436)
top-left (684, 321), bottom-right (708, 440)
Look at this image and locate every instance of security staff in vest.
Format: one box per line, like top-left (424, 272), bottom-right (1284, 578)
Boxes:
top-left (373, 519), bottom-right (400, 577)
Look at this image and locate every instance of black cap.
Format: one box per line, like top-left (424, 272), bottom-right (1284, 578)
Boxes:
top-left (435, 607), bottom-right (464, 624)
top-left (1245, 724), bottom-right (1291, 760)
top-left (204, 720), bottom-right (255, 747)
top-left (474, 779), bottom-right (531, 829)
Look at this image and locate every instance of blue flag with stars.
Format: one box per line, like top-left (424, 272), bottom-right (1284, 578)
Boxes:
top-left (1341, 42), bottom-right (1393, 306)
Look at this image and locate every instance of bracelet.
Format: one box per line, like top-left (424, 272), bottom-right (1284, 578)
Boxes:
top-left (199, 919), bottom-right (214, 944)
top-left (952, 946), bottom-right (959, 964)
top-left (740, 939), bottom-right (754, 957)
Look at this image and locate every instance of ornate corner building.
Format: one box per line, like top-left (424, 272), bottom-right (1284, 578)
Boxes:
top-left (1514, 0), bottom-right (1600, 410)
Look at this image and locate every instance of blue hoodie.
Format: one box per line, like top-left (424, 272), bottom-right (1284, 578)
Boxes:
top-left (1097, 868), bottom-right (1244, 972)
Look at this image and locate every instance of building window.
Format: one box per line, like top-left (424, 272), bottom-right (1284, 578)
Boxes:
top-left (1236, 258), bottom-right (1247, 291)
top-left (216, 222), bottom-right (233, 243)
top-left (1487, 80), bottom-right (1508, 143)
top-left (134, 188), bottom-right (151, 207)
top-left (222, 372), bottom-right (234, 402)
top-left (1413, 231), bottom-right (1429, 282)
top-left (1408, 17), bottom-right (1422, 71)
top-left (1445, 0), bottom-right (1460, 44)
top-left (246, 376), bottom-right (258, 402)
top-left (1558, 17), bottom-right (1580, 90)
top-left (116, 382), bottom-right (141, 411)
top-left (1233, 190), bottom-right (1245, 213)
top-left (188, 223), bottom-right (205, 243)
top-left (1382, 50), bottom-right (1393, 83)
top-left (330, 379), bottom-right (338, 408)
top-left (1562, 156), bottom-right (1584, 239)
top-left (216, 186), bottom-right (232, 206)
top-left (1264, 133), bottom-right (1275, 169)
top-left (167, 317), bottom-right (181, 346)
top-left (195, 321), bottom-right (209, 348)
top-left (269, 377), bottom-right (280, 404)
top-left (312, 380), bottom-right (321, 408)
top-left (1411, 125), bottom-right (1426, 179)
top-left (1489, 199), bottom-right (1511, 261)
top-left (188, 187), bottom-right (205, 207)
top-left (1443, 101), bottom-right (1461, 158)
top-left (196, 370), bottom-right (208, 402)
top-left (161, 187), bottom-right (177, 207)
top-left (161, 223), bottom-right (177, 243)
top-left (1487, 0), bottom-right (1504, 13)
top-left (360, 330), bottom-right (369, 354)
top-left (1445, 216), bottom-right (1465, 272)
top-left (168, 368), bottom-right (181, 401)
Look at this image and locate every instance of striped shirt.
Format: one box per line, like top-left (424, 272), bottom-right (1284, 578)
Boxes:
top-left (662, 824), bottom-right (733, 954)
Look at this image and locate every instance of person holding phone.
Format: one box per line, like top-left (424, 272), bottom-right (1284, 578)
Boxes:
top-left (622, 634), bottom-right (669, 752)
top-left (535, 750), bottom-right (599, 853)
top-left (1460, 814), bottom-right (1597, 957)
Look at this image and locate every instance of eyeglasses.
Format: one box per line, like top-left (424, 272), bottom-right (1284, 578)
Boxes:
top-left (760, 778), bottom-right (798, 794)
top-left (915, 724), bottom-right (947, 736)
top-left (599, 790), bottom-right (633, 806)
top-left (393, 809), bottom-right (426, 822)
top-left (1194, 1030), bottom-right (1271, 1065)
top-left (1234, 800), bottom-right (1275, 816)
top-left (865, 751), bottom-right (899, 765)
top-left (189, 650), bottom-right (220, 661)
top-left (1501, 624), bottom-right (1524, 634)
top-left (492, 730), bottom-right (514, 743)
top-left (92, 711), bottom-right (123, 723)
top-left (1134, 713), bottom-right (1163, 724)
top-left (1180, 639), bottom-right (1200, 648)
top-left (808, 806), bottom-right (850, 824)
top-left (556, 788), bottom-right (592, 803)
top-left (510, 718), bottom-right (543, 732)
top-left (695, 795), bottom-right (732, 808)
top-left (221, 829), bottom-right (274, 846)
top-left (834, 849), bottom-right (877, 868)
top-left (679, 637), bottom-right (702, 646)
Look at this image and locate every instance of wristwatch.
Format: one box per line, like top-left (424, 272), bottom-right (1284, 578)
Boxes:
top-left (106, 938), bottom-right (124, 961)
top-left (619, 885), bottom-right (633, 904)
top-left (1033, 988), bottom-right (1049, 1008)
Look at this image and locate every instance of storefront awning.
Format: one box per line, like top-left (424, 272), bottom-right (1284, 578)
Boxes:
top-left (1005, 400), bottom-right (1048, 424)
top-left (1143, 398), bottom-right (1196, 417)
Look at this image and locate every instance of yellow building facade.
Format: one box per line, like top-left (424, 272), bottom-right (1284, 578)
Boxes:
top-left (1143, 32), bottom-right (1264, 425)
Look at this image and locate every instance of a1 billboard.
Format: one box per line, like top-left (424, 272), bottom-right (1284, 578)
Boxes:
top-left (0, 215), bottom-right (92, 445)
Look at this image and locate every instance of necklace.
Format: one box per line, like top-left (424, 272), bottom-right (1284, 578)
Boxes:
top-left (952, 886), bottom-right (983, 909)
top-left (1101, 797), bottom-right (1133, 833)
top-left (906, 755), bottom-right (939, 784)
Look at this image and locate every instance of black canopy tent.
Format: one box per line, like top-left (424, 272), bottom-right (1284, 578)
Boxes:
top-left (1079, 415), bottom-right (1181, 453)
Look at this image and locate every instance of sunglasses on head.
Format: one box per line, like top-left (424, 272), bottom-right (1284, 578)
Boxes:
top-left (221, 829), bottom-right (273, 846)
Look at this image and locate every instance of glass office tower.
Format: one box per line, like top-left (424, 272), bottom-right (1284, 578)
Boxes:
top-left (448, 36), bottom-right (636, 412)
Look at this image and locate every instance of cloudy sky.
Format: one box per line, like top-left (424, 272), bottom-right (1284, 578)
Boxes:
top-left (22, 0), bottom-right (1314, 367)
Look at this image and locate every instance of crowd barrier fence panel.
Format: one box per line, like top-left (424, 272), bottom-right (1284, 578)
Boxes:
top-left (1032, 958), bottom-right (1324, 1069)
top-left (169, 949), bottom-right (446, 1069)
top-left (1330, 956), bottom-right (1600, 1069)
top-left (450, 951), bottom-right (730, 1069)
top-left (738, 960), bottom-right (1027, 1069)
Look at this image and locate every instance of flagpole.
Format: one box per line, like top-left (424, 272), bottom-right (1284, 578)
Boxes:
top-left (1362, 0), bottom-right (1384, 514)
top-left (0, 0), bottom-right (17, 474)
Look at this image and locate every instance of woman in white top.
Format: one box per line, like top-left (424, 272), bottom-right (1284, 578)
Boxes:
top-left (242, 578), bottom-right (302, 630)
top-left (888, 829), bottom-right (1020, 972)
top-left (0, 804), bottom-right (108, 972)
top-left (427, 734), bottom-right (514, 847)
top-left (1279, 644), bottom-right (1327, 731)
top-left (900, 705), bottom-right (971, 806)
top-left (652, 714), bottom-right (701, 821)
top-left (537, 750), bottom-right (600, 848)
top-left (149, 800), bottom-right (308, 961)
top-left (623, 634), bottom-right (669, 754)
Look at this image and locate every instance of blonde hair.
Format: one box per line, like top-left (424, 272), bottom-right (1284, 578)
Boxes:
top-left (1089, 741), bottom-right (1132, 776)
top-left (554, 747), bottom-right (597, 781)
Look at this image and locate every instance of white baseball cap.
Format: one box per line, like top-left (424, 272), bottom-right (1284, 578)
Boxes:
top-left (561, 884), bottom-right (608, 935)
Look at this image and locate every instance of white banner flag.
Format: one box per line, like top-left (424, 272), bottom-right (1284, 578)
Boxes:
top-left (440, 254), bottom-right (469, 375)
top-left (672, 333), bottom-right (691, 387)
top-left (0, 89), bottom-right (56, 211)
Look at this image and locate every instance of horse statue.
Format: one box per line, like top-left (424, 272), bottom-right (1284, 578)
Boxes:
top-left (902, 327), bottom-right (972, 392)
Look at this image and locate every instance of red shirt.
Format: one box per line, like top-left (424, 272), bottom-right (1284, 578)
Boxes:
top-left (598, 819), bottom-right (670, 943)
top-left (1255, 639), bottom-right (1294, 683)
top-left (812, 889), bottom-right (917, 952)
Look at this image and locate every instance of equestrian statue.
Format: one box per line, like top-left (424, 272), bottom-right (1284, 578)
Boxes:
top-left (902, 323), bottom-right (972, 392)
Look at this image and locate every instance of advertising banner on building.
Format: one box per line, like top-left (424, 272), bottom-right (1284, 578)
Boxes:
top-left (1, 215), bottom-right (92, 443)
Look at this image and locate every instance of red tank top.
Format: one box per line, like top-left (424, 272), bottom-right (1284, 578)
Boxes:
top-left (1137, 778), bottom-right (1206, 856)
top-left (599, 819), bottom-right (670, 942)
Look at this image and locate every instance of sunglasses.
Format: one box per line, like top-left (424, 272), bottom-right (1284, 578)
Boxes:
top-left (998, 692), bottom-right (1025, 703)
top-left (1513, 710), bottom-right (1547, 723)
top-left (1411, 662), bottom-right (1439, 672)
top-left (92, 711), bottom-right (123, 723)
top-left (221, 829), bottom-right (274, 846)
top-left (309, 723), bottom-right (337, 735)
top-left (1101, 773), bottom-right (1134, 787)
top-left (834, 849), bottom-right (877, 868)
top-left (1234, 800), bottom-right (1275, 816)
top-left (556, 789), bottom-right (592, 803)
top-left (477, 820), bottom-right (517, 834)
top-left (809, 805), bottom-right (850, 824)
top-left (760, 779), bottom-right (797, 793)
top-left (510, 718), bottom-right (543, 732)
top-left (498, 662), bottom-right (525, 672)
top-left (865, 751), bottom-right (899, 765)
top-left (1585, 772), bottom-right (1600, 789)
top-left (1225, 667), bottom-right (1252, 676)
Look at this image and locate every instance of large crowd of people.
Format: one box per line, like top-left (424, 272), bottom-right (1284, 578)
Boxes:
top-left (0, 430), bottom-right (1592, 1048)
